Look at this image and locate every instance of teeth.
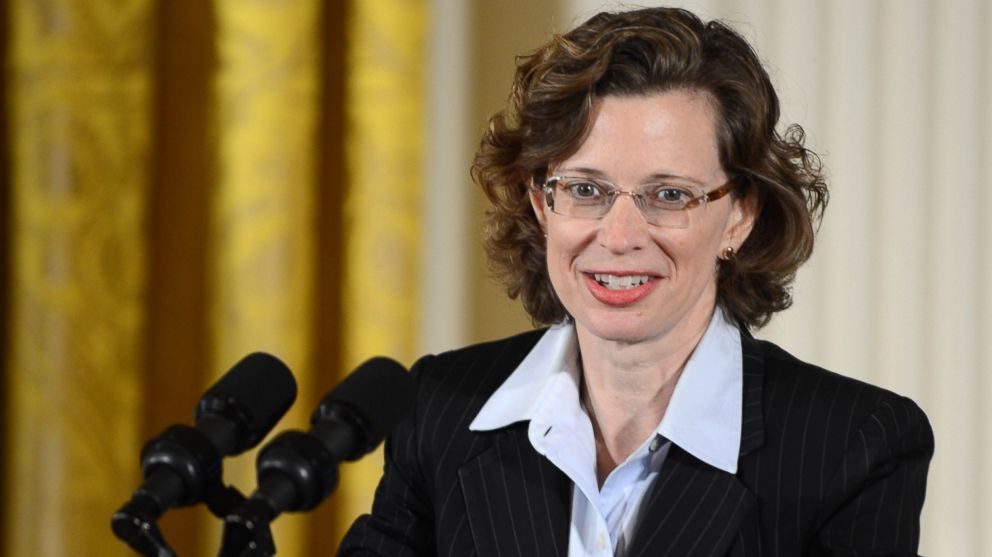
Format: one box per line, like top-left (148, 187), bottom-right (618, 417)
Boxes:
top-left (593, 273), bottom-right (653, 290)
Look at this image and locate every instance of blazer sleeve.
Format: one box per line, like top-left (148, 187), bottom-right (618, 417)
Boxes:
top-left (812, 394), bottom-right (935, 556)
top-left (337, 356), bottom-right (437, 557)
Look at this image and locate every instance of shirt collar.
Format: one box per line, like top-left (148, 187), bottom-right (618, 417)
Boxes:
top-left (469, 322), bottom-right (579, 429)
top-left (658, 309), bottom-right (743, 473)
top-left (469, 310), bottom-right (743, 474)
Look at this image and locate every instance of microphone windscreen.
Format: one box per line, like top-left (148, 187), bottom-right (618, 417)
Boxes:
top-left (197, 352), bottom-right (298, 452)
top-left (316, 356), bottom-right (413, 451)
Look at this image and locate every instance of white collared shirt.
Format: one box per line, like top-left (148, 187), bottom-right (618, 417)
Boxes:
top-left (469, 310), bottom-right (743, 556)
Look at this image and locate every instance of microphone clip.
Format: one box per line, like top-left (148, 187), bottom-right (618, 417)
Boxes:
top-left (218, 497), bottom-right (277, 557)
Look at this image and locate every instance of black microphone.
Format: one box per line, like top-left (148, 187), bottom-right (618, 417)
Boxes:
top-left (219, 357), bottom-right (413, 556)
top-left (112, 352), bottom-right (297, 557)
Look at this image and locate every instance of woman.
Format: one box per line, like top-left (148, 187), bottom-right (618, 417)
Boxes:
top-left (340, 7), bottom-right (933, 556)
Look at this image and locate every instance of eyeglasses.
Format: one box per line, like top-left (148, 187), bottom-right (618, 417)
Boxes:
top-left (538, 175), bottom-right (738, 229)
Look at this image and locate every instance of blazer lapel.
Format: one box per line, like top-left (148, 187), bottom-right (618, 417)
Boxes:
top-left (739, 332), bottom-right (766, 457)
top-left (458, 426), bottom-right (571, 557)
top-left (627, 446), bottom-right (760, 557)
top-left (627, 331), bottom-right (768, 557)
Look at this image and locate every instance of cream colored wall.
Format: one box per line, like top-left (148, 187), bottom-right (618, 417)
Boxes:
top-left (466, 1), bottom-right (567, 342)
top-left (421, 0), bottom-right (561, 354)
top-left (423, 1), bottom-right (989, 554)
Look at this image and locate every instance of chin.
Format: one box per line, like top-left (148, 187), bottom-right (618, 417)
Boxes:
top-left (577, 311), bottom-right (664, 345)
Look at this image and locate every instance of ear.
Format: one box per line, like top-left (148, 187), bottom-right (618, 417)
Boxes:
top-left (529, 184), bottom-right (548, 232)
top-left (722, 189), bottom-right (759, 251)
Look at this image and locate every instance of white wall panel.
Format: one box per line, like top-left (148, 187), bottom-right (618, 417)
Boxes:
top-left (926, 1), bottom-right (983, 553)
top-left (420, 0), bottom-right (471, 355)
top-left (755, 0), bottom-right (827, 364)
top-left (817, 0), bottom-right (878, 381)
top-left (980, 2), bottom-right (992, 551)
top-left (874, 0), bottom-right (928, 413)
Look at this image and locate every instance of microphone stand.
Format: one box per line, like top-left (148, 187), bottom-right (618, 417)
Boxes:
top-left (111, 423), bottom-right (250, 556)
top-left (217, 429), bottom-right (342, 557)
top-left (113, 480), bottom-right (249, 556)
top-left (217, 496), bottom-right (279, 557)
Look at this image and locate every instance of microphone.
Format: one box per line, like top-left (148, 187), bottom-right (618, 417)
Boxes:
top-left (112, 352), bottom-right (297, 557)
top-left (219, 357), bottom-right (414, 556)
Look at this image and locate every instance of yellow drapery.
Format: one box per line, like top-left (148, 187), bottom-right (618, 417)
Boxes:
top-left (1, 0), bottom-right (425, 554)
top-left (205, 2), bottom-right (321, 554)
top-left (3, 2), bottom-right (154, 555)
top-left (334, 0), bottom-right (426, 544)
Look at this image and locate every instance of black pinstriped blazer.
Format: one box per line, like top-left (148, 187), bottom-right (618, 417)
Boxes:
top-left (339, 328), bottom-right (934, 556)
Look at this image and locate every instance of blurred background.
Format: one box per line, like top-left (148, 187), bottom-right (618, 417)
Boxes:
top-left (0, 0), bottom-right (988, 555)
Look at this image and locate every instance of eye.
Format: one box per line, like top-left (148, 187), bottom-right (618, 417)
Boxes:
top-left (646, 185), bottom-right (694, 208)
top-left (562, 179), bottom-right (607, 202)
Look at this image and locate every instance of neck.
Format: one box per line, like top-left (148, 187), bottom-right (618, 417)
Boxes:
top-left (577, 307), bottom-right (714, 485)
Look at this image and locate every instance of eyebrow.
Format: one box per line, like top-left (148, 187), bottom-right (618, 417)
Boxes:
top-left (557, 166), bottom-right (708, 187)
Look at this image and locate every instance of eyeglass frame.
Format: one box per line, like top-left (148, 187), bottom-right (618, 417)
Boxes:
top-left (533, 173), bottom-right (740, 228)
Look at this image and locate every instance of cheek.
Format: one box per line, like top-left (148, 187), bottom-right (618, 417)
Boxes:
top-left (544, 224), bottom-right (590, 281)
top-left (544, 235), bottom-right (573, 281)
top-left (695, 210), bottom-right (734, 251)
top-left (656, 226), bottom-right (724, 272)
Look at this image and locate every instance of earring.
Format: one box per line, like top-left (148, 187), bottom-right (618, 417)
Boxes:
top-left (722, 246), bottom-right (736, 260)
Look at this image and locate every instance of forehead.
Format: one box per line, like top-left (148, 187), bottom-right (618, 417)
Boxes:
top-left (559, 90), bottom-right (723, 182)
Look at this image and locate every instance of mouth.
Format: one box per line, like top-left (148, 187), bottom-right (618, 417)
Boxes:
top-left (583, 272), bottom-right (661, 306)
top-left (591, 273), bottom-right (657, 290)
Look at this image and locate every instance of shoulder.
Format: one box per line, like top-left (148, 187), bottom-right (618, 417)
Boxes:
top-left (739, 339), bottom-right (933, 552)
top-left (403, 329), bottom-right (545, 439)
top-left (744, 335), bottom-right (932, 467)
top-left (410, 328), bottom-right (546, 401)
top-left (747, 335), bottom-right (928, 421)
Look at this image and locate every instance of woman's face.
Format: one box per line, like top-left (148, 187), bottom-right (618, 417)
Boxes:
top-left (531, 91), bottom-right (755, 345)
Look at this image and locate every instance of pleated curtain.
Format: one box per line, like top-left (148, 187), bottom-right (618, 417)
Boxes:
top-left (1, 0), bottom-right (425, 555)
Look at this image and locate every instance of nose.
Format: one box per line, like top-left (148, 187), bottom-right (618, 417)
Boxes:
top-left (598, 194), bottom-right (649, 253)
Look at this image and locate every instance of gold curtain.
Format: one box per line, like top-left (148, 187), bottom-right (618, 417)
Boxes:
top-left (334, 0), bottom-right (426, 543)
top-left (1, 0), bottom-right (424, 554)
top-left (205, 2), bottom-right (321, 555)
top-left (3, 2), bottom-right (155, 555)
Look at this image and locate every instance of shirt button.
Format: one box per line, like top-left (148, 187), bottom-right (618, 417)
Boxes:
top-left (597, 532), bottom-right (607, 551)
top-left (649, 435), bottom-right (663, 452)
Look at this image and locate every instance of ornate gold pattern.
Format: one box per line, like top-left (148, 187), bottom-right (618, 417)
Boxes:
top-left (4, 1), bottom-right (154, 555)
top-left (206, 2), bottom-right (321, 554)
top-left (340, 0), bottom-right (426, 538)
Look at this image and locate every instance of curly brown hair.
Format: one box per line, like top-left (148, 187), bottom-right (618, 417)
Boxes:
top-left (472, 7), bottom-right (827, 330)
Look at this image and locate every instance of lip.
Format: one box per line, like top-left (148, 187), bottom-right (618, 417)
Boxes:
top-left (582, 271), bottom-right (662, 306)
